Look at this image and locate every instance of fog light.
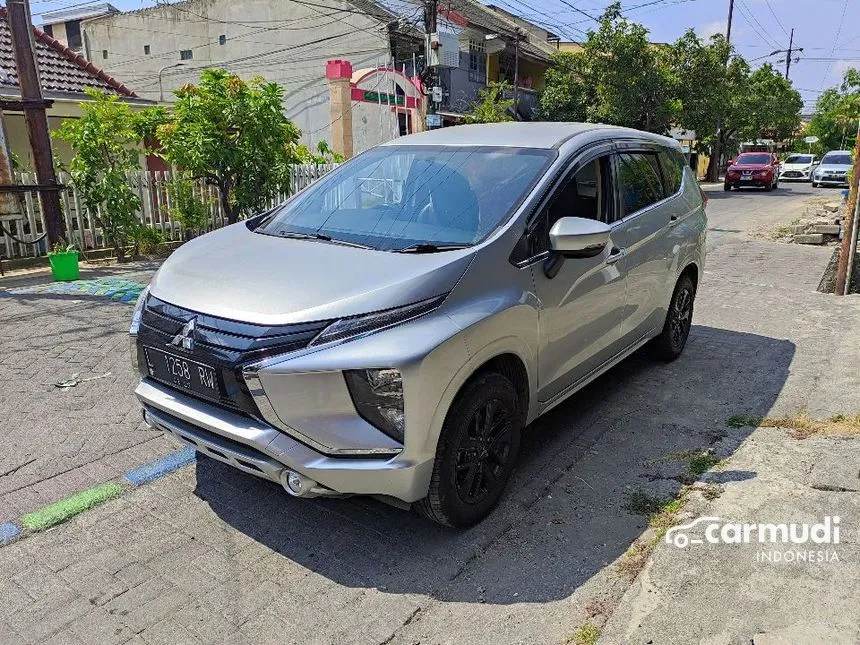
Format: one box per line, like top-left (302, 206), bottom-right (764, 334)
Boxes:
top-left (287, 471), bottom-right (304, 494)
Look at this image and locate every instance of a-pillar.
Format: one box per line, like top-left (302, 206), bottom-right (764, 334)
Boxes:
top-left (325, 59), bottom-right (354, 159)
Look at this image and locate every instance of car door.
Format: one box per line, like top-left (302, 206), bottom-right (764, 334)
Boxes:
top-left (526, 145), bottom-right (628, 404)
top-left (610, 146), bottom-right (676, 348)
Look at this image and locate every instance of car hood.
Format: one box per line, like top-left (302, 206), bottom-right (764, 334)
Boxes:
top-left (149, 223), bottom-right (475, 325)
top-left (782, 162), bottom-right (812, 170)
top-left (816, 164), bottom-right (850, 173)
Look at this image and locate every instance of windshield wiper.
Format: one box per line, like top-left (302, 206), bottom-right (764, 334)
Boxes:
top-left (275, 230), bottom-right (373, 249)
top-left (394, 243), bottom-right (469, 253)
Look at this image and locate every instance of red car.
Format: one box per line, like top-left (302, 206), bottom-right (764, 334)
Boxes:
top-left (724, 152), bottom-right (780, 191)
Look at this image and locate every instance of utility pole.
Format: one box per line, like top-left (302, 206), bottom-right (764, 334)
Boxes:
top-left (423, 0), bottom-right (439, 120)
top-left (785, 28), bottom-right (794, 79)
top-left (708, 0), bottom-right (734, 183)
top-left (6, 0), bottom-right (64, 247)
top-left (835, 119), bottom-right (860, 295)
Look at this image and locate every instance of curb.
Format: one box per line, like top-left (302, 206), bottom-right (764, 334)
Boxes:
top-left (0, 446), bottom-right (197, 548)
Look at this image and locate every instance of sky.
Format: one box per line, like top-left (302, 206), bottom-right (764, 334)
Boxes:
top-left (28, 0), bottom-right (859, 114)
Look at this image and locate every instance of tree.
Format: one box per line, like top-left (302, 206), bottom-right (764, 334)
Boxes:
top-left (54, 89), bottom-right (159, 261)
top-left (741, 63), bottom-right (803, 144)
top-left (464, 81), bottom-right (514, 123)
top-left (540, 51), bottom-right (592, 122)
top-left (668, 30), bottom-right (732, 155)
top-left (156, 69), bottom-right (301, 224)
top-left (800, 68), bottom-right (860, 156)
top-left (541, 3), bottom-right (677, 133)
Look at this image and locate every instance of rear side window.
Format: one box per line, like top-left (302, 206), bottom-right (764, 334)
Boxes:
top-left (658, 149), bottom-right (684, 195)
top-left (617, 153), bottom-right (665, 217)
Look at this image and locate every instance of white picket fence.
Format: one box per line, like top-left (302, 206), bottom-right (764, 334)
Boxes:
top-left (0, 164), bottom-right (338, 260)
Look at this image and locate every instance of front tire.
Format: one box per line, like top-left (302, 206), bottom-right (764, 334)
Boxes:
top-left (415, 372), bottom-right (522, 528)
top-left (812, 182), bottom-right (819, 188)
top-left (651, 274), bottom-right (695, 361)
top-left (723, 182), bottom-right (731, 192)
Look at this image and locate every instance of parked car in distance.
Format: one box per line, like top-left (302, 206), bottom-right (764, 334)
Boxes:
top-left (812, 150), bottom-right (853, 188)
top-left (724, 152), bottom-right (780, 191)
top-left (130, 123), bottom-right (707, 527)
top-left (779, 153), bottom-right (818, 182)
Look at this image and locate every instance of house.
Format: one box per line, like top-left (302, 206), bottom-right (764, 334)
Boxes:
top-left (40, 3), bottom-right (118, 53)
top-left (79, 0), bottom-right (555, 152)
top-left (0, 7), bottom-right (149, 170)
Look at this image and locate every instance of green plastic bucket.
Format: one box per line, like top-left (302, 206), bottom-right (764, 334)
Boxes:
top-left (49, 251), bottom-right (80, 281)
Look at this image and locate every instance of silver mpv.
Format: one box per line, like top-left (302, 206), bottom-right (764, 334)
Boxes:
top-left (132, 123), bottom-right (707, 527)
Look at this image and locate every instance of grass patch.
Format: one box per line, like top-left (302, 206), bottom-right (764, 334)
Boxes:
top-left (725, 412), bottom-right (860, 438)
top-left (623, 489), bottom-right (668, 516)
top-left (688, 450), bottom-right (721, 477)
top-left (21, 482), bottom-right (122, 532)
top-left (568, 623), bottom-right (601, 645)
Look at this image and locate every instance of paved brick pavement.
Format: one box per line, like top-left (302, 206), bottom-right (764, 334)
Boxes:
top-left (0, 263), bottom-right (176, 523)
top-left (0, 185), bottom-right (858, 644)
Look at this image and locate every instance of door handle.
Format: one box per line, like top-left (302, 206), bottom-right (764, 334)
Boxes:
top-left (606, 247), bottom-right (626, 264)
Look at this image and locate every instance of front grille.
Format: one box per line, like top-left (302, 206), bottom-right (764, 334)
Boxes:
top-left (137, 295), bottom-right (331, 417)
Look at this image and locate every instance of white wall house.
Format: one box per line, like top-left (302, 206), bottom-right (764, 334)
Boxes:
top-left (80, 0), bottom-right (400, 148)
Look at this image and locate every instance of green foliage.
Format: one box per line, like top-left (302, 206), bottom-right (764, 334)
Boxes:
top-left (464, 81), bottom-right (514, 124)
top-left (668, 30), bottom-right (732, 152)
top-left (541, 3), bottom-right (677, 133)
top-left (799, 68), bottom-right (860, 156)
top-left (289, 140), bottom-right (345, 165)
top-left (130, 225), bottom-right (165, 256)
top-left (54, 89), bottom-right (160, 260)
top-left (48, 242), bottom-right (76, 255)
top-left (156, 69), bottom-right (301, 223)
top-left (164, 176), bottom-right (211, 235)
top-left (742, 63), bottom-right (803, 143)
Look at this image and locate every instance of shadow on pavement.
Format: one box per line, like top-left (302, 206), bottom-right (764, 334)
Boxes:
top-left (194, 325), bottom-right (794, 605)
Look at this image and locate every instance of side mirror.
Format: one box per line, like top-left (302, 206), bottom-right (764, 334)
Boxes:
top-left (549, 217), bottom-right (611, 258)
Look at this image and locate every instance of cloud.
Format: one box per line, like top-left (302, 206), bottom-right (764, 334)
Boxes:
top-left (697, 20), bottom-right (727, 40)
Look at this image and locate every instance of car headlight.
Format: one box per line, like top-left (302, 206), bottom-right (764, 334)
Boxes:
top-left (129, 285), bottom-right (150, 336)
top-left (310, 295), bottom-right (445, 347)
top-left (344, 368), bottom-right (405, 441)
top-left (129, 285), bottom-right (150, 372)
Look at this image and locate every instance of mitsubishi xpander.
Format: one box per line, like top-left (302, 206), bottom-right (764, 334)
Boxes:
top-left (132, 123), bottom-right (707, 527)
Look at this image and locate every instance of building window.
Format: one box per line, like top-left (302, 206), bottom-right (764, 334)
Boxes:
top-left (144, 44), bottom-right (150, 55)
top-left (42, 24), bottom-right (53, 37)
top-left (498, 51), bottom-right (515, 85)
top-left (219, 34), bottom-right (226, 45)
top-left (180, 49), bottom-right (193, 60)
top-left (65, 20), bottom-right (82, 51)
top-left (468, 40), bottom-right (486, 83)
top-left (102, 50), bottom-right (108, 59)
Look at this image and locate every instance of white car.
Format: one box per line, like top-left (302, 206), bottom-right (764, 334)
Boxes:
top-left (779, 154), bottom-right (817, 182)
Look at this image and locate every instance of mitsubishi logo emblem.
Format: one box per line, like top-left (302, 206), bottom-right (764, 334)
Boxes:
top-left (170, 317), bottom-right (197, 351)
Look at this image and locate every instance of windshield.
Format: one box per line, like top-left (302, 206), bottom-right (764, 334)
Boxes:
top-left (257, 145), bottom-right (555, 251)
top-left (820, 153), bottom-right (852, 166)
top-left (735, 153), bottom-right (771, 165)
top-left (785, 155), bottom-right (812, 164)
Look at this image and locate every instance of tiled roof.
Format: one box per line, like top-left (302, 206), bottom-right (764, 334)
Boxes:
top-left (0, 8), bottom-right (136, 98)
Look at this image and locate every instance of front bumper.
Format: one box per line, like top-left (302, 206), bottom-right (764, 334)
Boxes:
top-left (725, 177), bottom-right (770, 188)
top-left (814, 176), bottom-right (849, 186)
top-left (779, 169), bottom-right (811, 180)
top-left (137, 378), bottom-right (434, 503)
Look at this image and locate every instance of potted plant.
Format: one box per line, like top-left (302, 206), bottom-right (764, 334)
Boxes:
top-left (47, 242), bottom-right (80, 281)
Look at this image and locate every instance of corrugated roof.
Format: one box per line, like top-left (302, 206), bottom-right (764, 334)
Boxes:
top-left (0, 8), bottom-right (137, 97)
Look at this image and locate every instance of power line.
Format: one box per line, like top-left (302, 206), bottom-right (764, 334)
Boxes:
top-left (734, 0), bottom-right (781, 50)
top-left (761, 0), bottom-right (790, 39)
top-left (819, 0), bottom-right (849, 89)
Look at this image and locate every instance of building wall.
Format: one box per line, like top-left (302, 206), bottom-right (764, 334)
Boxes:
top-left (81, 0), bottom-right (391, 147)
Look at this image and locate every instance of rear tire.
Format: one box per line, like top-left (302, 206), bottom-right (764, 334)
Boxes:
top-left (651, 274), bottom-right (695, 362)
top-left (415, 373), bottom-right (522, 528)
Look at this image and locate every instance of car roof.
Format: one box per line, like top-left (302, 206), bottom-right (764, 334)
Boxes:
top-left (822, 150), bottom-right (853, 155)
top-left (381, 122), bottom-right (679, 150)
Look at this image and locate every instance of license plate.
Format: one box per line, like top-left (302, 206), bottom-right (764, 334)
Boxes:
top-left (144, 348), bottom-right (222, 399)
top-left (741, 171), bottom-right (752, 177)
